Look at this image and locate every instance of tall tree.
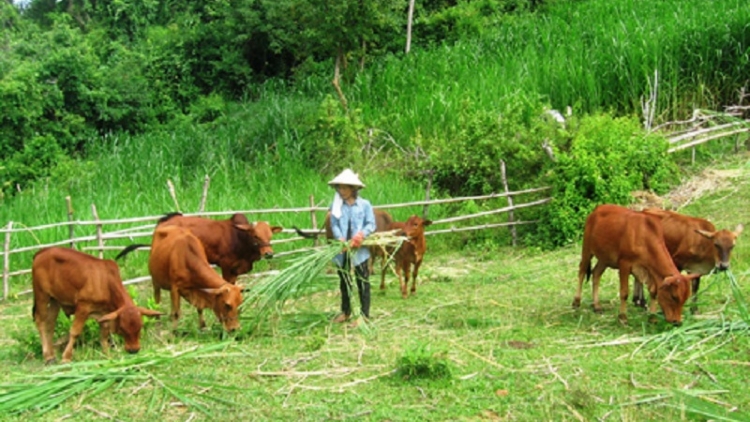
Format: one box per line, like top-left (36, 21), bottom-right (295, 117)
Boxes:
top-left (264, 0), bottom-right (401, 110)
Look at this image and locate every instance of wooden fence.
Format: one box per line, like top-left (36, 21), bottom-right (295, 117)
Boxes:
top-left (0, 187), bottom-right (552, 300)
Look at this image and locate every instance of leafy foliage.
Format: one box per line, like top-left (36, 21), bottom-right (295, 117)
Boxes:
top-left (532, 113), bottom-right (676, 248)
top-left (420, 98), bottom-right (560, 196)
top-left (396, 342), bottom-right (452, 381)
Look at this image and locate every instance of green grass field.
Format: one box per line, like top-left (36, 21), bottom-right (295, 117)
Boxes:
top-left (0, 154), bottom-right (748, 421)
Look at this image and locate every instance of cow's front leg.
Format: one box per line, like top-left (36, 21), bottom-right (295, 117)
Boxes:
top-left (590, 261), bottom-right (607, 313)
top-left (62, 307), bottom-right (90, 363)
top-left (395, 263), bottom-right (406, 299)
top-left (411, 258), bottom-right (423, 295)
top-left (99, 320), bottom-right (113, 355)
top-left (647, 284), bottom-right (660, 324)
top-left (197, 308), bottom-right (206, 330)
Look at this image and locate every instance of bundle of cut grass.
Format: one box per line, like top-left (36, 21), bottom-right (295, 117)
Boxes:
top-left (242, 233), bottom-right (407, 325)
top-left (569, 271), bottom-right (750, 362)
top-left (0, 342), bottom-right (241, 416)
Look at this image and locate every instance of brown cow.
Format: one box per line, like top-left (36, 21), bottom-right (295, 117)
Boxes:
top-left (381, 215), bottom-right (433, 298)
top-left (572, 204), bottom-right (699, 325)
top-left (148, 225), bottom-right (243, 331)
top-left (633, 208), bottom-right (743, 312)
top-left (32, 247), bottom-right (161, 364)
top-left (118, 212), bottom-right (283, 284)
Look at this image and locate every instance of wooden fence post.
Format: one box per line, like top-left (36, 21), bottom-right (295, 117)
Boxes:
top-left (309, 195), bottom-right (319, 246)
top-left (199, 174), bottom-right (210, 213)
top-left (91, 204), bottom-right (104, 259)
top-left (500, 160), bottom-right (517, 247)
top-left (3, 221), bottom-right (11, 300)
top-left (423, 170), bottom-right (433, 219)
top-left (66, 196), bottom-right (75, 249)
top-left (167, 179), bottom-right (181, 212)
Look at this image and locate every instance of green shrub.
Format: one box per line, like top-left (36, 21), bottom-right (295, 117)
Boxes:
top-left (532, 113), bottom-right (676, 248)
top-left (420, 99), bottom-right (560, 196)
top-left (396, 342), bottom-right (452, 381)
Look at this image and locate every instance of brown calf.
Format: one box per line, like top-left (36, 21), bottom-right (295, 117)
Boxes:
top-left (148, 225), bottom-right (243, 331)
top-left (32, 247), bottom-right (161, 363)
top-left (382, 215), bottom-right (433, 299)
top-left (633, 208), bottom-right (743, 312)
top-left (572, 204), bottom-right (698, 325)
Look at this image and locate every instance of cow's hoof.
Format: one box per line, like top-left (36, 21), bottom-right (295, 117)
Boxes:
top-left (44, 357), bottom-right (57, 365)
top-left (618, 314), bottom-right (628, 324)
top-left (572, 298), bottom-right (581, 308)
top-left (593, 305), bottom-right (603, 314)
top-left (648, 314), bottom-right (658, 324)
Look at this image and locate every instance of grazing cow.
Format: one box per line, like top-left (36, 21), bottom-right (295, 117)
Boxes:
top-left (632, 208), bottom-right (743, 312)
top-left (148, 225), bottom-right (243, 331)
top-left (117, 212), bottom-right (283, 284)
top-left (572, 204), bottom-right (699, 325)
top-left (32, 247), bottom-right (162, 364)
top-left (382, 215), bottom-right (433, 298)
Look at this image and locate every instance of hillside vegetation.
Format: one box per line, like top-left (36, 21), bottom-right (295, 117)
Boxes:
top-left (1, 0), bottom-right (748, 251)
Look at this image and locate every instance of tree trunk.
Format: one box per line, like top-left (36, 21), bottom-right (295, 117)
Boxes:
top-left (406, 0), bottom-right (416, 54)
top-left (332, 49), bottom-right (349, 112)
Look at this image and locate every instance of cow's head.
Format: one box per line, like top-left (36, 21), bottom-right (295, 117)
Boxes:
top-left (98, 306), bottom-right (163, 354)
top-left (400, 215), bottom-right (433, 239)
top-left (234, 221), bottom-right (283, 259)
top-left (203, 283), bottom-right (243, 332)
top-left (656, 273), bottom-right (697, 325)
top-left (696, 224), bottom-right (743, 271)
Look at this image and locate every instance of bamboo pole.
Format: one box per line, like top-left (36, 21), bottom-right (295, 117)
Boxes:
top-left (309, 195), bottom-right (319, 247)
top-left (431, 198), bottom-right (552, 225)
top-left (500, 160), bottom-right (517, 246)
top-left (425, 220), bottom-right (539, 236)
top-left (167, 179), bottom-right (181, 212)
top-left (199, 175), bottom-right (210, 213)
top-left (405, 0), bottom-right (415, 54)
top-left (668, 127), bottom-right (750, 153)
top-left (91, 204), bottom-right (104, 259)
top-left (3, 221), bottom-right (11, 300)
top-left (66, 196), bottom-right (75, 249)
top-left (423, 170), bottom-right (433, 219)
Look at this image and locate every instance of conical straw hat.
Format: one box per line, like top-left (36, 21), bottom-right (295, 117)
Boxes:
top-left (328, 169), bottom-right (365, 188)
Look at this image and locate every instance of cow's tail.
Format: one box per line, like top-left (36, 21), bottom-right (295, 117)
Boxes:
top-left (293, 226), bottom-right (323, 239)
top-left (115, 244), bottom-right (149, 260)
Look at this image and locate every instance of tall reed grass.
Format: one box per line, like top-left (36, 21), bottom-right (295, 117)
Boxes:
top-left (352, 0), bottom-right (750, 143)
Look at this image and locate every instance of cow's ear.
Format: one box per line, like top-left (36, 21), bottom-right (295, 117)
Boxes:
top-left (201, 287), bottom-right (224, 296)
top-left (271, 226), bottom-right (283, 234)
top-left (234, 223), bottom-right (254, 233)
top-left (138, 307), bottom-right (164, 317)
top-left (423, 220), bottom-right (433, 227)
top-left (695, 229), bottom-right (715, 239)
top-left (98, 308), bottom-right (122, 323)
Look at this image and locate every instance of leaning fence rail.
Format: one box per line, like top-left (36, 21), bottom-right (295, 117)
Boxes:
top-left (0, 188), bottom-right (551, 299)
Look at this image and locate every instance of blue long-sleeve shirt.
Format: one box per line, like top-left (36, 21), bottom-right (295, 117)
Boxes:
top-left (330, 197), bottom-right (376, 266)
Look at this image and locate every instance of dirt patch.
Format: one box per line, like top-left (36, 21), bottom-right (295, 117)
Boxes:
top-left (631, 168), bottom-right (748, 210)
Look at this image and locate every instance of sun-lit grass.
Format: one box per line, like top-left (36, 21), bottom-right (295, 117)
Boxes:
top-left (1, 156), bottom-right (749, 420)
top-left (352, 0), bottom-right (750, 143)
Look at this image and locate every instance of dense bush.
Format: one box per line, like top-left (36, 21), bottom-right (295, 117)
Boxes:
top-left (419, 98), bottom-right (562, 196)
top-left (531, 113), bottom-right (676, 248)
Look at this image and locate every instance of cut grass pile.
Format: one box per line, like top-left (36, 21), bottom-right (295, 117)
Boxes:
top-left (0, 342), bottom-right (240, 416)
